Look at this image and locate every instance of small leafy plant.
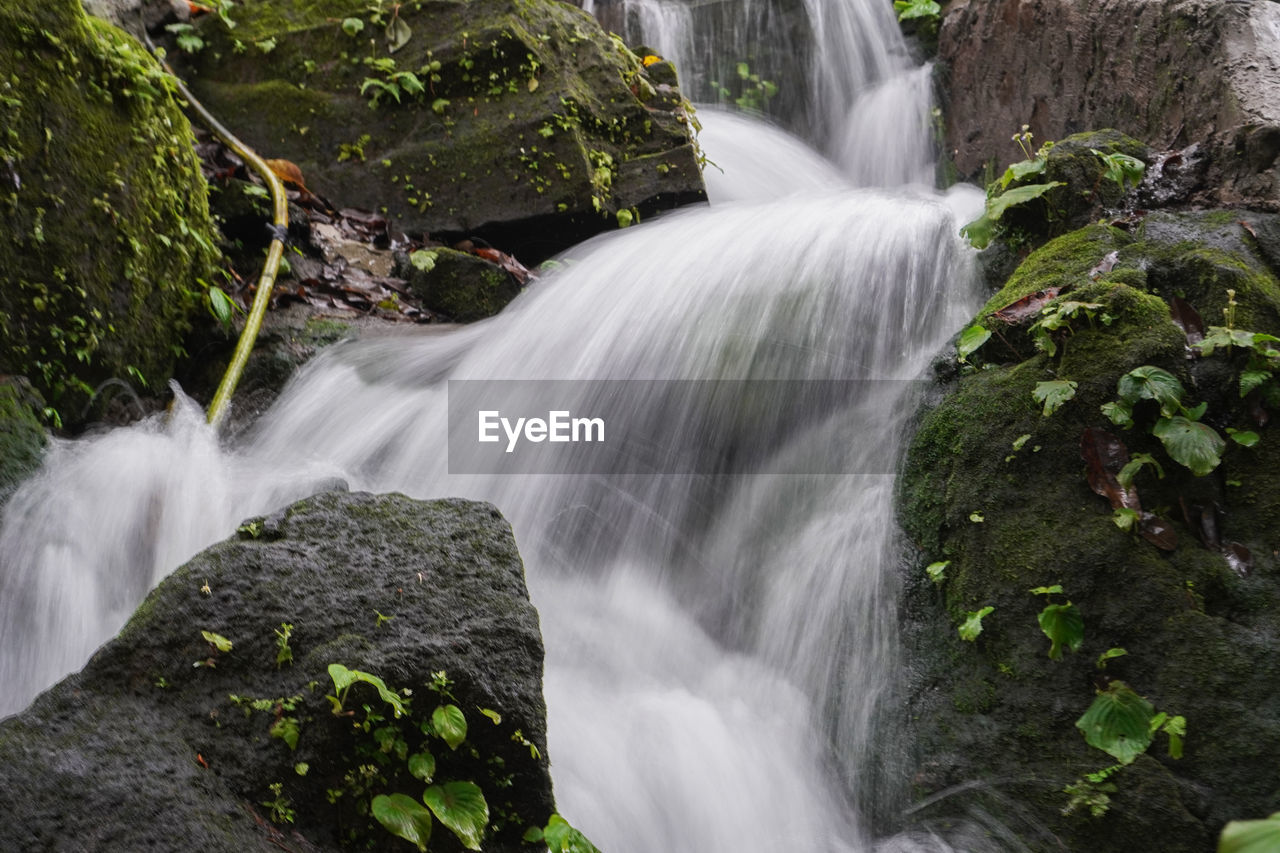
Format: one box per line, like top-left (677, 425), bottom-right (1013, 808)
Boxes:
top-left (1030, 585), bottom-right (1084, 660)
top-left (1101, 365), bottom-right (1225, 476)
top-left (961, 129), bottom-right (1063, 249)
top-left (958, 606), bottom-right (994, 642)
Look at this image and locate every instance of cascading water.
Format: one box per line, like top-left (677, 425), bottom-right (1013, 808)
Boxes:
top-left (0, 0), bottom-right (987, 849)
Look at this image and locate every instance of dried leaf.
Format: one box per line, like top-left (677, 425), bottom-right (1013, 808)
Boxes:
top-left (1179, 500), bottom-right (1221, 550)
top-left (1169, 296), bottom-right (1205, 346)
top-left (1088, 251), bottom-right (1120, 280)
top-left (1137, 513), bottom-right (1178, 551)
top-left (264, 158), bottom-right (308, 190)
top-left (1080, 428), bottom-right (1140, 511)
top-left (992, 287), bottom-right (1062, 324)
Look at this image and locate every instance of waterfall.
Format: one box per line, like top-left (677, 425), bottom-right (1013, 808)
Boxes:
top-left (0, 0), bottom-right (986, 848)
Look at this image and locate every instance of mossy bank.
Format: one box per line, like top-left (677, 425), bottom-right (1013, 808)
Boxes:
top-left (0, 0), bottom-right (220, 420)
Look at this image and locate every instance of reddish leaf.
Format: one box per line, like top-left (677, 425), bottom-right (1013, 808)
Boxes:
top-left (1169, 296), bottom-right (1205, 346)
top-left (473, 247), bottom-right (533, 285)
top-left (1225, 542), bottom-right (1252, 576)
top-left (1137, 513), bottom-right (1178, 551)
top-left (1080, 427), bottom-right (1140, 510)
top-left (992, 287), bottom-right (1062, 324)
top-left (1240, 220), bottom-right (1258, 239)
top-left (264, 158), bottom-right (308, 190)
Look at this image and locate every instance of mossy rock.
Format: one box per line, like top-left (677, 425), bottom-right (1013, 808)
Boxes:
top-left (0, 377), bottom-right (47, 506)
top-left (175, 0), bottom-right (707, 264)
top-left (898, 211), bottom-right (1280, 850)
top-left (399, 246), bottom-right (520, 321)
top-left (0, 0), bottom-right (221, 421)
top-left (0, 491), bottom-right (556, 851)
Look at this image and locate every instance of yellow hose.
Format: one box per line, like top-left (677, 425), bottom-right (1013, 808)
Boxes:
top-left (144, 32), bottom-right (288, 430)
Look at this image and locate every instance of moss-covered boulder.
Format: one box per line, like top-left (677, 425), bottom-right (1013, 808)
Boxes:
top-left (0, 490), bottom-right (556, 851)
top-left (898, 210), bottom-right (1280, 850)
top-left (174, 0), bottom-right (706, 265)
top-left (0, 378), bottom-right (47, 507)
top-left (399, 246), bottom-right (520, 321)
top-left (0, 0), bottom-right (221, 418)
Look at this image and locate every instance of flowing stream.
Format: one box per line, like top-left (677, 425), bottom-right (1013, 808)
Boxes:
top-left (0, 0), bottom-right (986, 849)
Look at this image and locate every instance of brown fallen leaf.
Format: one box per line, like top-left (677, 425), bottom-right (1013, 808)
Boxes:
top-left (992, 287), bottom-right (1062, 324)
top-left (473, 247), bottom-right (533, 285)
top-left (1137, 513), bottom-right (1178, 551)
top-left (264, 158), bottom-right (309, 191)
top-left (1080, 427), bottom-right (1140, 511)
top-left (1225, 542), bottom-right (1252, 576)
top-left (1169, 295), bottom-right (1205, 347)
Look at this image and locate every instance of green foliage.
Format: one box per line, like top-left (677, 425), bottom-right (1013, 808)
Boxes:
top-left (422, 781), bottom-right (488, 850)
top-left (207, 285), bottom-right (238, 330)
top-left (1116, 452), bottom-right (1163, 489)
top-left (432, 703), bottom-right (468, 750)
top-left (1031, 585), bottom-right (1083, 660)
top-left (893, 0), bottom-right (941, 21)
top-left (201, 630), bottom-right (232, 653)
top-left (1091, 149), bottom-right (1145, 191)
top-left (275, 622), bottom-right (294, 668)
top-left (711, 61), bottom-right (778, 114)
top-left (1062, 764), bottom-right (1123, 818)
top-left (327, 663), bottom-right (407, 717)
top-left (1150, 711), bottom-right (1187, 759)
top-left (262, 781), bottom-right (296, 824)
top-left (1076, 681), bottom-right (1155, 765)
top-left (1152, 416), bottom-right (1225, 477)
top-left (525, 814), bottom-right (603, 852)
top-left (1096, 647), bottom-right (1127, 669)
top-left (925, 560), bottom-right (949, 585)
top-left (372, 793), bottom-right (433, 851)
top-left (1032, 380), bottom-right (1077, 416)
top-left (1112, 507), bottom-right (1140, 531)
top-left (1218, 812), bottom-right (1280, 853)
top-left (1028, 300), bottom-right (1108, 357)
top-left (956, 324), bottom-right (991, 362)
top-left (962, 182), bottom-right (1066, 250)
top-left (958, 606), bottom-right (994, 642)
top-left (1103, 365), bottom-right (1225, 476)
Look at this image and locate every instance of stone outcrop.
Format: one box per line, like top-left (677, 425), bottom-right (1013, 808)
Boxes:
top-left (939, 0), bottom-right (1280, 208)
top-left (0, 491), bottom-right (556, 852)
top-left (174, 0), bottom-right (707, 264)
top-left (0, 0), bottom-right (221, 419)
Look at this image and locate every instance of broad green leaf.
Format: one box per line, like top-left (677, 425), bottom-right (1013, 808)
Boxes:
top-left (1218, 812), bottom-right (1280, 853)
top-left (1117, 452), bottom-right (1164, 488)
top-left (327, 664), bottom-right (407, 717)
top-left (341, 17), bottom-right (364, 36)
top-left (985, 181), bottom-right (1065, 222)
top-left (925, 560), bottom-right (949, 585)
top-left (1028, 584), bottom-right (1064, 596)
top-left (372, 793), bottom-right (432, 852)
top-left (1153, 416), bottom-right (1225, 476)
top-left (328, 662), bottom-right (357, 694)
top-left (432, 704), bottom-right (468, 750)
top-left (1100, 400), bottom-right (1133, 429)
top-left (957, 324), bottom-right (991, 362)
top-left (958, 606), bottom-right (994, 642)
top-left (1228, 428), bottom-right (1260, 447)
top-left (201, 630), bottom-right (232, 652)
top-left (999, 156), bottom-right (1048, 189)
top-left (408, 751), bottom-right (436, 782)
top-left (1091, 149), bottom-right (1146, 190)
top-left (959, 213), bottom-right (994, 249)
top-left (386, 16), bottom-right (413, 52)
top-left (969, 511), bottom-right (984, 523)
top-left (1112, 507), bottom-right (1140, 531)
top-left (1160, 714), bottom-right (1186, 759)
top-left (524, 826), bottom-right (545, 843)
top-left (1038, 602), bottom-right (1084, 660)
top-left (478, 707), bottom-right (502, 725)
top-left (398, 72), bottom-right (425, 97)
top-left (208, 286), bottom-right (236, 329)
top-left (893, 0), bottom-right (941, 21)
top-left (542, 814), bottom-right (602, 853)
top-left (1012, 433), bottom-right (1031, 451)
top-left (1076, 681), bottom-right (1155, 764)
top-left (1240, 370), bottom-right (1271, 397)
top-left (423, 781), bottom-right (488, 851)
top-left (1033, 379), bottom-right (1077, 416)
top-left (1116, 366), bottom-right (1184, 415)
top-left (1096, 647), bottom-right (1127, 668)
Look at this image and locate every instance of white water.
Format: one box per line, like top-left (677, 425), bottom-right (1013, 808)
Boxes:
top-left (0, 0), bottom-right (986, 848)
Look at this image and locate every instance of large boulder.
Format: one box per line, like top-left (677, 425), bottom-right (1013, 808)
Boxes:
top-left (173, 0), bottom-right (707, 264)
top-left (0, 0), bottom-right (221, 419)
top-left (0, 490), bottom-right (556, 852)
top-left (898, 209), bottom-right (1280, 850)
top-left (939, 0), bottom-right (1280, 208)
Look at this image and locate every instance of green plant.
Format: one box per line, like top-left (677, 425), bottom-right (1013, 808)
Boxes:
top-left (524, 813), bottom-right (602, 852)
top-left (275, 622), bottom-right (294, 668)
top-left (925, 560), bottom-right (949, 585)
top-left (958, 606), bottom-right (994, 642)
top-left (262, 781), bottom-right (296, 824)
top-left (1032, 380), bottom-right (1077, 416)
top-left (961, 131), bottom-right (1063, 249)
top-left (1092, 149), bottom-right (1145, 192)
top-left (711, 61), bottom-right (778, 114)
top-left (1076, 680), bottom-right (1184, 764)
top-left (893, 0), bottom-right (941, 22)
top-left (337, 134), bottom-right (372, 163)
top-left (1062, 763), bottom-right (1123, 818)
top-left (1101, 365), bottom-right (1225, 476)
top-left (1029, 586), bottom-right (1083, 660)
top-left (1219, 812), bottom-right (1280, 853)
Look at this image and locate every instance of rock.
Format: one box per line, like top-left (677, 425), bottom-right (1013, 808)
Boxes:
top-left (399, 247), bottom-right (521, 322)
top-left (939, 0), bottom-right (1280, 209)
top-left (80, 0), bottom-right (187, 38)
top-left (0, 377), bottom-right (47, 507)
top-left (0, 491), bottom-right (555, 851)
top-left (898, 210), bottom-right (1280, 850)
top-left (173, 0), bottom-right (707, 265)
top-left (0, 0), bottom-right (221, 423)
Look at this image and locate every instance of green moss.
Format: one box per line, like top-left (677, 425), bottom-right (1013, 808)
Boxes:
top-left (978, 225), bottom-right (1131, 318)
top-left (0, 4), bottom-right (220, 420)
top-left (0, 379), bottom-right (47, 504)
